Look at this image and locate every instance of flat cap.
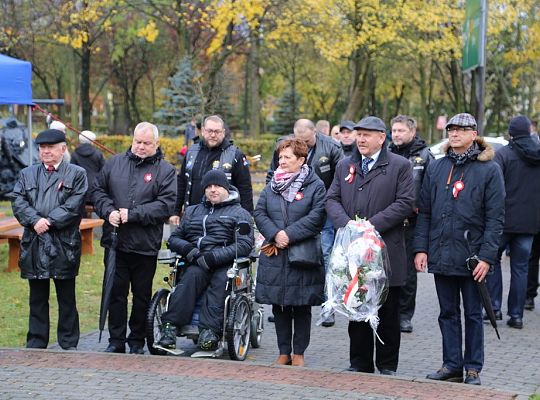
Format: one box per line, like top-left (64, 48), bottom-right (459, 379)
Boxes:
top-left (445, 113), bottom-right (477, 130)
top-left (354, 116), bottom-right (386, 132)
top-left (339, 120), bottom-right (356, 131)
top-left (35, 129), bottom-right (66, 144)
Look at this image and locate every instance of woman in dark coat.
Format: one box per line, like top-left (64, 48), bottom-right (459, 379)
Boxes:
top-left (254, 138), bottom-right (326, 367)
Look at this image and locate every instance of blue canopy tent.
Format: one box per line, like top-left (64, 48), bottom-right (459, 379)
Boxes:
top-left (0, 54), bottom-right (34, 164)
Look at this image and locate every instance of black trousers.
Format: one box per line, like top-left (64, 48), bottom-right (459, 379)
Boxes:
top-left (27, 278), bottom-right (79, 349)
top-left (107, 250), bottom-right (157, 348)
top-left (273, 304), bottom-right (311, 355)
top-left (349, 286), bottom-right (401, 373)
top-left (162, 265), bottom-right (229, 334)
top-left (527, 232), bottom-right (540, 299)
top-left (399, 224), bottom-right (417, 321)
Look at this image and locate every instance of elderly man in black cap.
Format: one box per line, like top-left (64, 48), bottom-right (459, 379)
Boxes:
top-left (157, 169), bottom-right (254, 352)
top-left (485, 115), bottom-right (540, 329)
top-left (10, 129), bottom-right (88, 350)
top-left (326, 116), bottom-right (415, 376)
top-left (413, 113), bottom-right (505, 385)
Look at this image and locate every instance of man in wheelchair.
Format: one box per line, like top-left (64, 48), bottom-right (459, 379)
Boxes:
top-left (157, 169), bottom-right (254, 351)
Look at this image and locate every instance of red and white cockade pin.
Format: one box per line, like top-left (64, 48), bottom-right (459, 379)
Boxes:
top-left (453, 180), bottom-right (464, 198)
top-left (144, 173), bottom-right (153, 182)
top-left (295, 192), bottom-right (304, 201)
top-left (345, 165), bottom-right (355, 184)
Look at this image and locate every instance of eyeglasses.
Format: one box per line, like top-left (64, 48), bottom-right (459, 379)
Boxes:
top-left (204, 128), bottom-right (223, 135)
top-left (446, 127), bottom-right (475, 134)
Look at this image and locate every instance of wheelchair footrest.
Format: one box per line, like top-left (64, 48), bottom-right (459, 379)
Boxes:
top-left (152, 344), bottom-right (184, 356)
top-left (190, 345), bottom-right (223, 358)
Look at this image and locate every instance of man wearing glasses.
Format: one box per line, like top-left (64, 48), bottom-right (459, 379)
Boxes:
top-left (170, 115), bottom-right (253, 224)
top-left (413, 113), bottom-right (505, 385)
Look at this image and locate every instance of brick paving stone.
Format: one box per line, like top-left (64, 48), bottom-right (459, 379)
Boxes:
top-left (2, 255), bottom-right (538, 399)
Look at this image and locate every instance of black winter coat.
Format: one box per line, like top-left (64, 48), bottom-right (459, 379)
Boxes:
top-left (10, 162), bottom-right (88, 279)
top-left (176, 138), bottom-right (253, 213)
top-left (168, 189), bottom-right (254, 267)
top-left (71, 143), bottom-right (105, 204)
top-left (93, 148), bottom-right (177, 256)
top-left (326, 145), bottom-right (415, 286)
top-left (494, 136), bottom-right (540, 234)
top-left (267, 133), bottom-right (344, 190)
top-left (413, 138), bottom-right (505, 276)
top-left (255, 167), bottom-right (326, 306)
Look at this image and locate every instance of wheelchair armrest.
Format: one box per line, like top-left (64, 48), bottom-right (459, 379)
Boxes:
top-left (235, 257), bottom-right (251, 269)
top-left (157, 249), bottom-right (178, 264)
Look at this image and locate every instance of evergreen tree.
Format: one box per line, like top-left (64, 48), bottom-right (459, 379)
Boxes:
top-left (155, 56), bottom-right (205, 136)
top-left (271, 87), bottom-right (300, 135)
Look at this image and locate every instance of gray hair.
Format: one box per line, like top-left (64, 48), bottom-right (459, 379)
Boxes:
top-left (134, 122), bottom-right (159, 140)
top-left (391, 115), bottom-right (417, 131)
top-left (203, 115), bottom-right (225, 129)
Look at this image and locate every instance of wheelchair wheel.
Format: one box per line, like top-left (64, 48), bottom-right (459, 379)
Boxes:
top-left (225, 295), bottom-right (251, 361)
top-left (250, 309), bottom-right (263, 348)
top-left (145, 288), bottom-right (170, 356)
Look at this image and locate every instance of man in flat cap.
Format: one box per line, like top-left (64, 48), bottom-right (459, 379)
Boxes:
top-left (326, 116), bottom-right (415, 375)
top-left (413, 113), bottom-right (505, 385)
top-left (337, 120), bottom-right (357, 157)
top-left (157, 169), bottom-right (253, 352)
top-left (10, 128), bottom-right (88, 350)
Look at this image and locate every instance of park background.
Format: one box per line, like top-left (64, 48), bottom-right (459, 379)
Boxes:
top-left (0, 0), bottom-right (538, 150)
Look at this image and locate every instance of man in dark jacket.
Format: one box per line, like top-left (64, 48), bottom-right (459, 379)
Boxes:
top-left (157, 170), bottom-right (254, 351)
top-left (169, 115), bottom-right (253, 225)
top-left (486, 115), bottom-right (540, 329)
top-left (389, 115), bottom-right (434, 333)
top-left (338, 120), bottom-right (357, 157)
top-left (70, 130), bottom-right (105, 206)
top-left (10, 128), bottom-right (88, 350)
top-left (267, 118), bottom-right (343, 326)
top-left (326, 116), bottom-right (415, 375)
top-left (414, 113), bottom-right (505, 385)
top-left (93, 122), bottom-right (177, 355)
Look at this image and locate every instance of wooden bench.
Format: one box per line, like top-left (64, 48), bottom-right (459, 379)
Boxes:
top-left (0, 218), bottom-right (104, 272)
top-left (0, 217), bottom-right (21, 233)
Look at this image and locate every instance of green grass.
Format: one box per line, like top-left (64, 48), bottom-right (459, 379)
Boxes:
top-left (0, 239), bottom-right (167, 348)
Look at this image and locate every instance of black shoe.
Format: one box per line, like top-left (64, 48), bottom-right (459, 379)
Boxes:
top-left (157, 322), bottom-right (177, 349)
top-left (346, 367), bottom-right (361, 372)
top-left (268, 315), bottom-right (275, 323)
top-left (483, 310), bottom-right (502, 323)
top-left (426, 366), bottom-right (463, 382)
top-left (507, 317), bottom-right (523, 329)
top-left (379, 369), bottom-right (396, 376)
top-left (524, 298), bottom-right (535, 311)
top-left (63, 347), bottom-right (77, 351)
top-left (104, 344), bottom-right (125, 353)
top-left (321, 314), bottom-right (335, 327)
top-left (198, 328), bottom-right (219, 351)
top-left (129, 345), bottom-right (145, 355)
top-left (400, 319), bottom-right (413, 333)
top-left (464, 369), bottom-right (481, 385)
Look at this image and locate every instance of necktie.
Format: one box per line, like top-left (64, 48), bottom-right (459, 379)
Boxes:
top-left (361, 157), bottom-right (372, 176)
top-left (47, 165), bottom-right (55, 173)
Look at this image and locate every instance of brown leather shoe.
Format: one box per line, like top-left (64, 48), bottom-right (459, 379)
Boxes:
top-left (291, 354), bottom-right (305, 367)
top-left (274, 355), bottom-right (292, 365)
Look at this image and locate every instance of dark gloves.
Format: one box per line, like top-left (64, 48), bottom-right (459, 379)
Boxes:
top-left (196, 252), bottom-right (218, 271)
top-left (185, 245), bottom-right (201, 262)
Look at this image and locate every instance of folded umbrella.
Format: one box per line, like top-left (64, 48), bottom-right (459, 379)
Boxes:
top-left (98, 227), bottom-right (118, 342)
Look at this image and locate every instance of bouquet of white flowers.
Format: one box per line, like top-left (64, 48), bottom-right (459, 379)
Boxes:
top-left (320, 219), bottom-right (390, 336)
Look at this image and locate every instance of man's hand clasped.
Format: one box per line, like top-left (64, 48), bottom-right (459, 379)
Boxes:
top-left (108, 208), bottom-right (128, 227)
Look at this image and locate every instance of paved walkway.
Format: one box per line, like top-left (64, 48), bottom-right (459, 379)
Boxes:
top-left (1, 256), bottom-right (538, 399)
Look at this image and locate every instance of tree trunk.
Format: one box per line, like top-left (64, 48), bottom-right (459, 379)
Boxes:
top-left (344, 56), bottom-right (370, 120)
top-left (248, 34), bottom-right (261, 137)
top-left (80, 43), bottom-right (92, 130)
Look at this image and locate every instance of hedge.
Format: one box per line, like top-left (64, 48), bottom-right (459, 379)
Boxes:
top-left (92, 135), bottom-right (278, 171)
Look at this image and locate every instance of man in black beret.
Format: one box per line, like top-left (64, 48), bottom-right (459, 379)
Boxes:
top-left (156, 169), bottom-right (253, 353)
top-left (10, 128), bottom-right (88, 350)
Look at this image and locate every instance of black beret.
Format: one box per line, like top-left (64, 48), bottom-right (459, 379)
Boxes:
top-left (35, 129), bottom-right (66, 144)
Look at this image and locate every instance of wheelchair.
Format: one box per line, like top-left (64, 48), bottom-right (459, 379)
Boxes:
top-left (145, 222), bottom-right (264, 361)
